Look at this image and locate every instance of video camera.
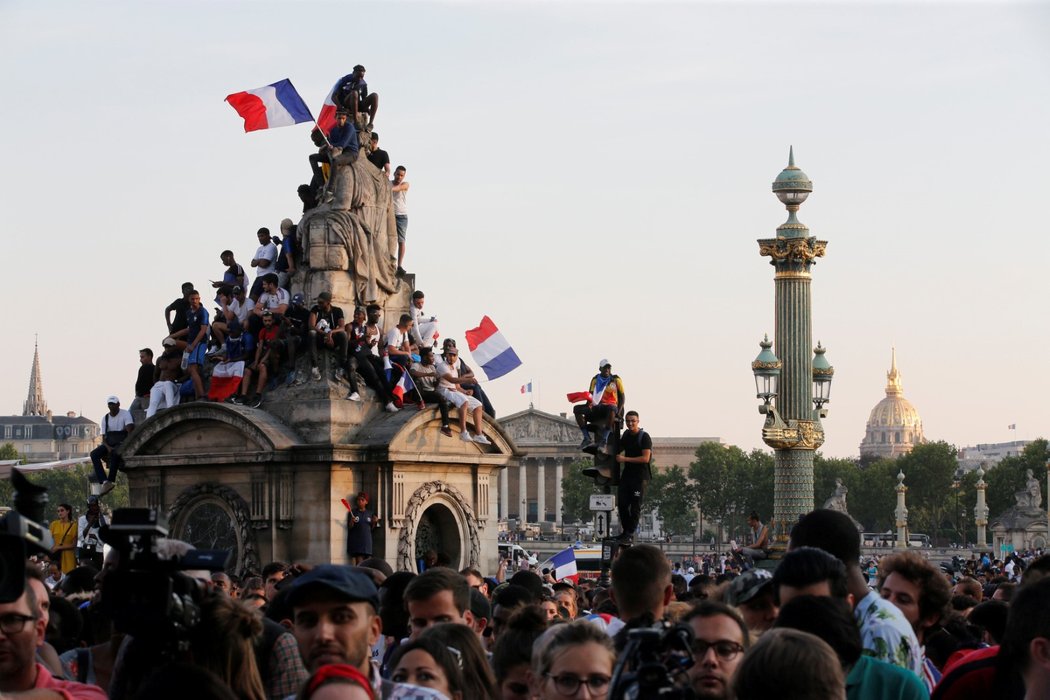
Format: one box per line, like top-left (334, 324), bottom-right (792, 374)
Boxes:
top-left (0, 469), bottom-right (55, 603)
top-left (100, 507), bottom-right (229, 656)
top-left (610, 620), bottom-right (697, 700)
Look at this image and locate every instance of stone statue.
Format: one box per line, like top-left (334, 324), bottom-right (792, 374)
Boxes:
top-left (823, 478), bottom-right (850, 513)
top-left (297, 128), bottom-right (399, 307)
top-left (1015, 468), bottom-right (1043, 510)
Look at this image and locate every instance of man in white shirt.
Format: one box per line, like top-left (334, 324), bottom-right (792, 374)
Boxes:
top-left (435, 346), bottom-right (491, 445)
top-left (249, 227), bottom-right (278, 301)
top-left (251, 274), bottom-right (290, 336)
top-left (409, 290), bottom-right (439, 349)
top-left (90, 396), bottom-right (134, 495)
top-left (392, 166), bottom-right (409, 276)
top-left (385, 314), bottom-right (415, 371)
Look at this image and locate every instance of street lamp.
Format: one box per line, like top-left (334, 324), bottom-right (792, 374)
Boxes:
top-left (754, 148), bottom-right (830, 547)
top-left (690, 520), bottom-right (698, 560)
top-left (952, 467), bottom-right (964, 545)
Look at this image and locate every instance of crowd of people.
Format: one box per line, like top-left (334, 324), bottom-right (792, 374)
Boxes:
top-left (12, 503), bottom-right (1048, 699)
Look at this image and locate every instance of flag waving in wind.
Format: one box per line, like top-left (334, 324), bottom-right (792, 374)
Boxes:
top-left (549, 547), bottom-right (578, 583)
top-left (465, 316), bottom-right (522, 381)
top-left (225, 79), bottom-right (314, 132)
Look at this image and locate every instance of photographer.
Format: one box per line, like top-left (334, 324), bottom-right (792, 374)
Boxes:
top-left (77, 496), bottom-right (107, 570)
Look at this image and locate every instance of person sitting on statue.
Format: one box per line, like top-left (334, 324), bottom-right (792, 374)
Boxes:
top-left (297, 183), bottom-right (317, 213)
top-left (440, 338), bottom-right (495, 418)
top-left (573, 359), bottom-right (624, 452)
top-left (307, 291), bottom-right (348, 382)
top-left (249, 273), bottom-right (289, 336)
top-left (344, 306), bottom-right (399, 411)
top-left (385, 313), bottom-right (415, 371)
top-left (232, 310), bottom-right (281, 408)
top-left (283, 292), bottom-right (311, 385)
top-left (334, 65), bottom-right (378, 126)
top-left (168, 289), bottom-right (210, 400)
top-left (367, 130), bottom-right (391, 176)
top-left (435, 345), bottom-right (491, 445)
top-left (613, 410), bottom-right (652, 543)
top-left (732, 512), bottom-right (770, 564)
top-left (146, 338), bottom-right (183, 418)
top-left (308, 109), bottom-right (359, 194)
top-left (409, 346), bottom-right (453, 437)
top-left (211, 285), bottom-right (251, 348)
top-left (409, 290), bottom-right (440, 349)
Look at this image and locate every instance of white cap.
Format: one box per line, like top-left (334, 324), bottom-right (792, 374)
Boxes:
top-left (598, 358), bottom-right (611, 369)
top-left (106, 395), bottom-right (120, 405)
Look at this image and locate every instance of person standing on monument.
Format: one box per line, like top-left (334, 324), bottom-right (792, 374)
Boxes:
top-left (249, 228), bottom-right (278, 301)
top-left (170, 289), bottom-right (210, 400)
top-left (367, 131), bottom-right (390, 176)
top-left (392, 166), bottom-right (410, 277)
top-left (614, 411), bottom-right (652, 543)
top-left (129, 347), bottom-right (155, 414)
top-left (346, 491), bottom-right (379, 565)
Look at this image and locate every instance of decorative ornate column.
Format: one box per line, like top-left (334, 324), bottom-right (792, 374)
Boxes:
top-left (895, 470), bottom-right (909, 549)
top-left (555, 459), bottom-right (565, 527)
top-left (519, 459), bottom-right (528, 522)
top-left (757, 149), bottom-right (829, 545)
top-left (537, 460), bottom-right (546, 524)
top-left (974, 464), bottom-right (989, 548)
top-left (500, 467), bottom-right (509, 520)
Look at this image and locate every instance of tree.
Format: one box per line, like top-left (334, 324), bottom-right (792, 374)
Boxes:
top-left (895, 441), bottom-right (960, 544)
top-left (848, 457), bottom-right (898, 532)
top-left (647, 466), bottom-right (697, 536)
top-left (690, 443), bottom-right (752, 545)
top-left (560, 460), bottom-right (603, 524)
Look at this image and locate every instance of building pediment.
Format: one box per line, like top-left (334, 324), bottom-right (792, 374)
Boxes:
top-left (499, 409), bottom-right (579, 446)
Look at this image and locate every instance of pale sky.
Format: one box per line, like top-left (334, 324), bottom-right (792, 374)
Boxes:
top-left (2, 1), bottom-right (1048, 458)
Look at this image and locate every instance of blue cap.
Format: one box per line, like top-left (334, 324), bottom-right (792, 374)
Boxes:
top-left (292, 293), bottom-right (305, 306)
top-left (288, 564), bottom-right (379, 610)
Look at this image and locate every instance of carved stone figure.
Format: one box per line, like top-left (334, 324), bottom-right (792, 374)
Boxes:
top-left (1015, 469), bottom-right (1042, 510)
top-left (298, 136), bottom-right (399, 307)
top-left (822, 478), bottom-right (850, 513)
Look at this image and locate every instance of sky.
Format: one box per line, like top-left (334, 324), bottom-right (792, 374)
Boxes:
top-left (1, 1), bottom-right (1048, 458)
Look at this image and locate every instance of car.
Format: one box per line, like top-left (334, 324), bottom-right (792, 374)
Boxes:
top-left (498, 543), bottom-right (538, 567)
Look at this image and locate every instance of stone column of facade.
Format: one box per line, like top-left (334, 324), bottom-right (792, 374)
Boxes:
top-left (500, 466), bottom-right (509, 520)
top-left (519, 458), bottom-right (528, 523)
top-left (895, 470), bottom-right (909, 549)
top-left (537, 460), bottom-right (546, 523)
top-left (555, 459), bottom-right (565, 526)
top-left (974, 465), bottom-right (989, 548)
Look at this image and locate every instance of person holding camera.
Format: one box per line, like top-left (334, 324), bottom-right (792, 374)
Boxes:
top-left (48, 503), bottom-right (78, 574)
top-left (77, 496), bottom-right (107, 570)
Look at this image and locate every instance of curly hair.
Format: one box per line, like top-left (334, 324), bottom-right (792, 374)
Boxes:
top-left (878, 551), bottom-right (951, 624)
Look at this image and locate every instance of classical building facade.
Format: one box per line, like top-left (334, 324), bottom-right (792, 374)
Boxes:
top-left (1, 342), bottom-right (99, 463)
top-left (859, 350), bottom-right (925, 460)
top-left (497, 407), bottom-right (719, 527)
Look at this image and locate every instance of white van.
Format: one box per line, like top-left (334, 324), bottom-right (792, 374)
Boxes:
top-left (499, 543), bottom-right (538, 567)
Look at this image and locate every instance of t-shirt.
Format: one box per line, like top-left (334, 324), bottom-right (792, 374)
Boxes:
top-left (186, 306), bottom-right (210, 344)
top-left (225, 333), bottom-right (255, 362)
top-left (134, 363), bottom-right (154, 397)
top-left (223, 262), bottom-right (246, 287)
top-left (32, 663), bottom-right (106, 700)
top-left (228, 297), bottom-right (252, 325)
top-left (310, 304), bottom-right (345, 332)
top-left (619, 428), bottom-right (653, 481)
top-left (274, 236), bottom-right (295, 274)
top-left (590, 374), bottom-right (624, 407)
top-left (258, 288), bottom-right (290, 313)
top-left (285, 306), bottom-right (311, 335)
top-left (167, 297), bottom-right (190, 334)
top-left (368, 148), bottom-right (390, 172)
top-left (854, 593), bottom-right (924, 676)
top-left (392, 182), bottom-right (408, 216)
top-left (434, 359), bottom-right (459, 391)
top-left (410, 362), bottom-right (439, 392)
top-left (254, 241), bottom-right (278, 277)
top-left (845, 654), bottom-right (927, 700)
top-left (77, 513), bottom-right (107, 553)
top-left (258, 325), bottom-right (280, 353)
top-left (101, 409), bottom-right (134, 434)
top-left (386, 327), bottom-right (410, 353)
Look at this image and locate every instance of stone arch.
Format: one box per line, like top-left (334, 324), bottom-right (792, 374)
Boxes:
top-left (121, 403), bottom-right (301, 460)
top-left (397, 480), bottom-right (481, 572)
top-left (167, 482), bottom-right (261, 577)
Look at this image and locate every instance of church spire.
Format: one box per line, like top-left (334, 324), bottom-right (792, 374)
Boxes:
top-left (23, 337), bottom-right (48, 417)
top-left (885, 347), bottom-right (903, 396)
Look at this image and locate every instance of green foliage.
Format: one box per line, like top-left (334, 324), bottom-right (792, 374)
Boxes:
top-left (647, 466), bottom-right (697, 536)
top-left (560, 460), bottom-right (603, 524)
top-left (848, 458), bottom-right (899, 533)
top-left (0, 464), bottom-right (129, 521)
top-left (896, 441), bottom-right (959, 543)
top-left (0, 443), bottom-right (19, 460)
top-left (688, 444), bottom-right (773, 542)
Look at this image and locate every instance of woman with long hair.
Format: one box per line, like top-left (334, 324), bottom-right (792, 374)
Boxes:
top-left (187, 591), bottom-right (267, 700)
top-left (420, 622), bottom-right (498, 699)
top-left (388, 636), bottom-right (466, 700)
top-left (49, 503), bottom-right (78, 574)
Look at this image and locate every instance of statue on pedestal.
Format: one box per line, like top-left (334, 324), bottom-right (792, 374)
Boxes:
top-left (1014, 469), bottom-right (1042, 510)
top-left (823, 478), bottom-right (850, 513)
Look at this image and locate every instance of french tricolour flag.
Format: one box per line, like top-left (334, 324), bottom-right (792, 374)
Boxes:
top-left (225, 79), bottom-right (314, 133)
top-left (315, 78), bottom-right (342, 135)
top-left (550, 547), bottom-right (578, 583)
top-left (465, 316), bottom-right (522, 381)
top-left (521, 382), bottom-right (532, 394)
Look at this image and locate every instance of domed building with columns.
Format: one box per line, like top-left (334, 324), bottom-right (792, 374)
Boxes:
top-left (859, 350), bottom-right (925, 459)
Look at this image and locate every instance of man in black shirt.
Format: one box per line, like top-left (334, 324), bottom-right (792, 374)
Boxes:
top-left (615, 410), bottom-right (652, 543)
top-left (163, 282), bottom-right (194, 335)
top-left (367, 131), bottom-right (390, 176)
top-left (308, 291), bottom-right (347, 381)
top-left (129, 348), bottom-right (155, 415)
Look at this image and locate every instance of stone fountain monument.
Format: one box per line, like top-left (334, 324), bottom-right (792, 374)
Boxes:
top-left (121, 121), bottom-right (520, 575)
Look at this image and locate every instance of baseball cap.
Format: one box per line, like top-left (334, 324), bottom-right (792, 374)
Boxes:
top-left (232, 285), bottom-right (244, 294)
top-left (106, 395), bottom-right (120, 405)
top-left (291, 293), bottom-right (305, 306)
top-left (288, 564), bottom-right (379, 610)
top-left (725, 569), bottom-right (774, 606)
top-left (317, 291), bottom-right (333, 302)
top-left (162, 338), bottom-right (177, 347)
top-left (87, 495), bottom-right (99, 505)
top-left (598, 358), bottom-right (611, 369)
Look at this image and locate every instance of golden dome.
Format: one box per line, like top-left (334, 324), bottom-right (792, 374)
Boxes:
top-left (860, 349), bottom-right (925, 458)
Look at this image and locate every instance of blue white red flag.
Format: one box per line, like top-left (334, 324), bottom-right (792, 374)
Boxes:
top-left (550, 547), bottom-right (578, 583)
top-left (465, 316), bottom-right (522, 381)
top-left (225, 79), bottom-right (314, 132)
top-left (521, 382), bottom-right (532, 394)
top-left (316, 78), bottom-right (341, 135)
top-left (384, 356), bottom-right (416, 404)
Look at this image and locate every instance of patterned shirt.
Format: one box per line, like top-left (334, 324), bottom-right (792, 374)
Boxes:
top-left (268, 631), bottom-right (309, 699)
top-left (854, 592), bottom-right (924, 677)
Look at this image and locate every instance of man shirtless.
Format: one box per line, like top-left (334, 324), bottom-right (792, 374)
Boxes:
top-left (146, 338), bottom-right (184, 418)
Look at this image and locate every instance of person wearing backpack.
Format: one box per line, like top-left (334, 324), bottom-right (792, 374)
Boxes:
top-left (614, 410), bottom-right (653, 543)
